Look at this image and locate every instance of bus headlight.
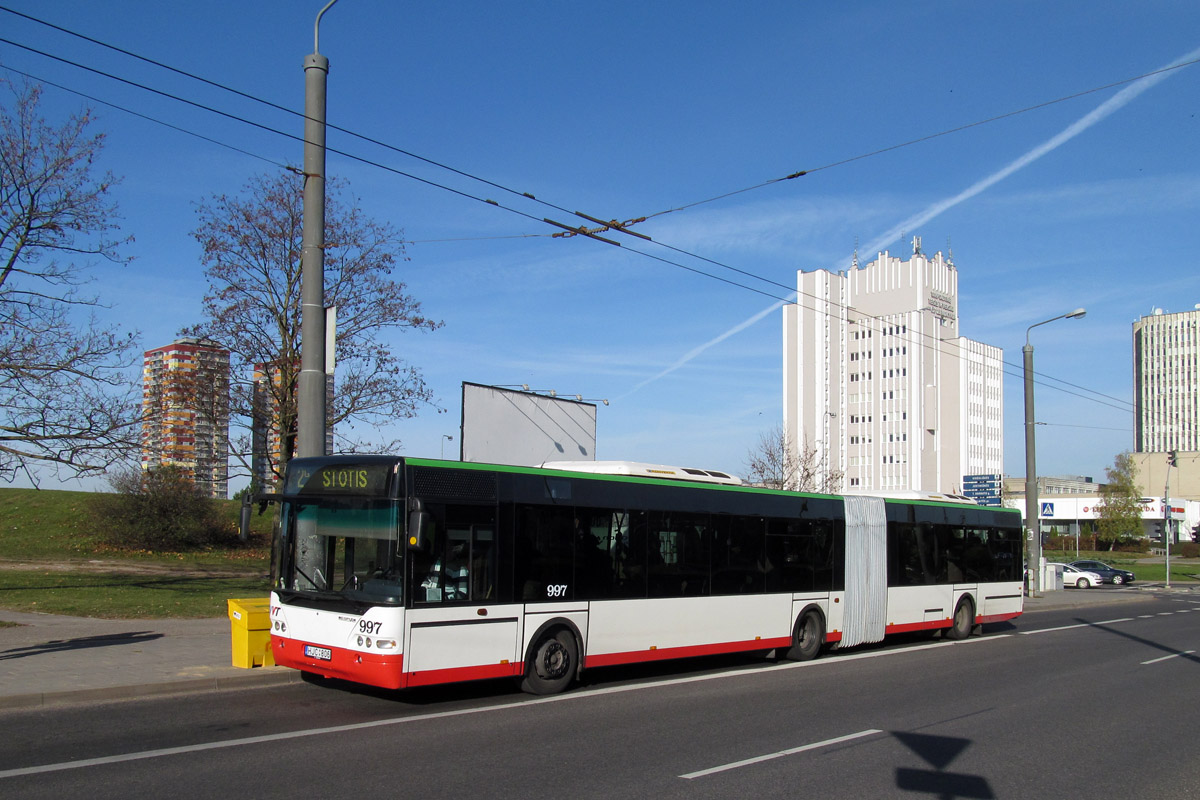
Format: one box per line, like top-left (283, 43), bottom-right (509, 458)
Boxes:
top-left (374, 639), bottom-right (397, 650)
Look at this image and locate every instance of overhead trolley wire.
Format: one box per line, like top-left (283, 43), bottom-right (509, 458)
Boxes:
top-left (0, 63), bottom-right (291, 171)
top-left (638, 55), bottom-right (1200, 224)
top-left (0, 11), bottom-right (1160, 426)
top-left (0, 34), bottom-right (1143, 423)
top-left (0, 4), bottom-right (574, 219)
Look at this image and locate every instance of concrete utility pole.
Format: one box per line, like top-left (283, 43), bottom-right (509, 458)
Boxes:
top-left (295, 0), bottom-right (339, 590)
top-left (1023, 308), bottom-right (1086, 595)
top-left (298, 0), bottom-right (339, 462)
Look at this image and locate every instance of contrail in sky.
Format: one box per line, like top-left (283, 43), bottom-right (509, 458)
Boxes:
top-left (622, 45), bottom-right (1200, 399)
top-left (621, 300), bottom-right (784, 398)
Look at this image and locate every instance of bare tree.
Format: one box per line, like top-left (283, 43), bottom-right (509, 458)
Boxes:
top-left (185, 171), bottom-right (441, 486)
top-left (0, 80), bottom-right (139, 484)
top-left (744, 424), bottom-right (843, 494)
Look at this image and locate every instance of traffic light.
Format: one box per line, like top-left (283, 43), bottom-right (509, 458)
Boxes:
top-left (1168, 450), bottom-right (1178, 467)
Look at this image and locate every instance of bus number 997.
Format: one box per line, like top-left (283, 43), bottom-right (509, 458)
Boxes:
top-left (546, 584), bottom-right (568, 598)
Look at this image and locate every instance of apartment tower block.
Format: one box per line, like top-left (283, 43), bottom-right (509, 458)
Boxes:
top-left (141, 338), bottom-right (231, 498)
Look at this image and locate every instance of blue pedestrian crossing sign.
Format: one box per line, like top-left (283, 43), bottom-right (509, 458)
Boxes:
top-left (1041, 502), bottom-right (1054, 517)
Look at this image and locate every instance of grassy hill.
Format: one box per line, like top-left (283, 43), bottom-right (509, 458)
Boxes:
top-left (1, 487), bottom-right (272, 568)
top-left (0, 487), bottom-right (273, 618)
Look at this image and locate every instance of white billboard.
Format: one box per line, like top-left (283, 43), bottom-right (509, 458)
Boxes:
top-left (460, 382), bottom-right (598, 466)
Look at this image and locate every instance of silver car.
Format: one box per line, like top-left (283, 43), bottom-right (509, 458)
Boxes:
top-left (1050, 563), bottom-right (1104, 589)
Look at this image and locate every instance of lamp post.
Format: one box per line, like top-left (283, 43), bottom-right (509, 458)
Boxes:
top-left (295, 0), bottom-right (339, 589)
top-left (442, 435), bottom-right (454, 460)
top-left (298, 0), bottom-right (339, 460)
top-left (1024, 308), bottom-right (1086, 595)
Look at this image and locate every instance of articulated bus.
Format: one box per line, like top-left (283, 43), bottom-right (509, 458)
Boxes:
top-left (267, 455), bottom-right (1023, 695)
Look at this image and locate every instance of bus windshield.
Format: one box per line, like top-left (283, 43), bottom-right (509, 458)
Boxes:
top-left (279, 496), bottom-right (403, 604)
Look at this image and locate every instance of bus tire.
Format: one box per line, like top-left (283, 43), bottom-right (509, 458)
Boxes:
top-left (785, 608), bottom-right (825, 662)
top-left (944, 597), bottom-right (975, 641)
top-left (520, 629), bottom-right (577, 695)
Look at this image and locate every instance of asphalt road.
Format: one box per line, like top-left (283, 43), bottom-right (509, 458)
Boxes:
top-left (1, 593), bottom-right (1198, 799)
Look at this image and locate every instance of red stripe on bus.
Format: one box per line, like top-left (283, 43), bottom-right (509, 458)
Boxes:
top-left (886, 619), bottom-right (949, 634)
top-left (584, 636), bottom-right (793, 668)
top-left (884, 611), bottom-right (1023, 636)
top-left (272, 636), bottom-right (406, 690)
top-left (405, 662), bottom-right (524, 687)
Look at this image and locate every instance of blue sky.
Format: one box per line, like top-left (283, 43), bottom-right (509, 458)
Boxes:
top-left (3, 1), bottom-right (1199, 492)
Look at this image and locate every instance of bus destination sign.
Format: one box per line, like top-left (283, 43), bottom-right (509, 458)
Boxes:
top-left (287, 463), bottom-right (393, 496)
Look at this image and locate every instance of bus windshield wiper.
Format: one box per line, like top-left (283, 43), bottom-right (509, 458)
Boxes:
top-left (293, 565), bottom-right (324, 592)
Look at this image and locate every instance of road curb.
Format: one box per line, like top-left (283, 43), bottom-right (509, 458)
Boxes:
top-left (0, 667), bottom-right (302, 711)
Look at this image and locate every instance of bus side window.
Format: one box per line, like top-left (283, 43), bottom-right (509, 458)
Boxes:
top-left (415, 504), bottom-right (496, 604)
top-left (574, 508), bottom-right (623, 599)
top-left (892, 522), bottom-right (942, 586)
top-left (515, 505), bottom-right (575, 602)
top-left (647, 512), bottom-right (710, 598)
top-left (766, 517), bottom-right (812, 593)
top-left (711, 514), bottom-right (766, 594)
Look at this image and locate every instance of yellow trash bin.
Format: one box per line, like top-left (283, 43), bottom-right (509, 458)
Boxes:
top-left (227, 597), bottom-right (275, 668)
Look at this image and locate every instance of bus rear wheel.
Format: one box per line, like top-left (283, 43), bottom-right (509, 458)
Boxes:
top-left (944, 597), bottom-right (975, 641)
top-left (785, 609), bottom-right (825, 662)
top-left (520, 630), bottom-right (577, 695)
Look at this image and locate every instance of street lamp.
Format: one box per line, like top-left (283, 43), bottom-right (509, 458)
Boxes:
top-left (441, 435), bottom-right (454, 460)
top-left (1024, 307), bottom-right (1086, 595)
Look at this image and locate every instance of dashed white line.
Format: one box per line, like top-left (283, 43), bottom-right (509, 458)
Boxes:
top-left (1021, 618), bottom-right (1134, 635)
top-left (1142, 650), bottom-right (1196, 665)
top-left (679, 729), bottom-right (884, 779)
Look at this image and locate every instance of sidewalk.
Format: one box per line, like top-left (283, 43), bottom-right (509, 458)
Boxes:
top-left (0, 585), bottom-right (1193, 710)
top-left (0, 608), bottom-right (298, 710)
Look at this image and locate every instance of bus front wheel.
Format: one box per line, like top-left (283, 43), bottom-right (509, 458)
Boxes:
top-left (944, 597), bottom-right (975, 641)
top-left (520, 629), bottom-right (577, 695)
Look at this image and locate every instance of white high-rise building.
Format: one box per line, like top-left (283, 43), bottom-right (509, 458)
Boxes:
top-left (782, 238), bottom-right (1003, 494)
top-left (1133, 306), bottom-right (1200, 454)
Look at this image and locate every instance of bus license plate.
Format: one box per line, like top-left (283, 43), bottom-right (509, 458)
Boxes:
top-left (304, 645), bottom-right (332, 661)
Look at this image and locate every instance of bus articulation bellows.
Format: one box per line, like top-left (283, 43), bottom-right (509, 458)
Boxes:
top-left (267, 456), bottom-right (1024, 695)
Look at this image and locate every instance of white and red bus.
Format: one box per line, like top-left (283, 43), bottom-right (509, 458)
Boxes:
top-left (267, 456), bottom-right (1023, 694)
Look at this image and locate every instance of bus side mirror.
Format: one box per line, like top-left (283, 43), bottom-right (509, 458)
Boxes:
top-left (407, 510), bottom-right (434, 552)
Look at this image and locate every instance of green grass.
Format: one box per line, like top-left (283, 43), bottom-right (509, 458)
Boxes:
top-left (0, 487), bottom-right (276, 618)
top-left (0, 487), bottom-right (272, 570)
top-left (1043, 550), bottom-right (1145, 565)
top-left (1123, 563), bottom-right (1200, 583)
top-left (0, 570), bottom-right (272, 619)
top-left (0, 488), bottom-right (98, 560)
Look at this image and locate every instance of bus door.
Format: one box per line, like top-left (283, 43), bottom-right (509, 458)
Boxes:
top-left (405, 505), bottom-right (522, 686)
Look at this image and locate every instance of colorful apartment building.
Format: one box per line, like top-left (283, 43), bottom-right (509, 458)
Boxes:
top-left (141, 338), bottom-right (231, 498)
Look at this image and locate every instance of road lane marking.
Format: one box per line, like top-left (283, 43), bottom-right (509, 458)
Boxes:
top-left (0, 602), bottom-right (1187, 780)
top-left (0, 635), bottom-right (1006, 780)
top-left (1141, 650), bottom-right (1196, 665)
top-left (679, 729), bottom-right (884, 779)
top-left (1020, 618), bottom-right (1134, 635)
